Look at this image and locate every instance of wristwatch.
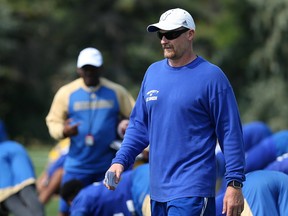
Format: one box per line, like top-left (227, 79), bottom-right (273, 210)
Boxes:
top-left (228, 180), bottom-right (243, 189)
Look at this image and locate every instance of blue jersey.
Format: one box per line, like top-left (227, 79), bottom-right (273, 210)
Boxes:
top-left (265, 154), bottom-right (288, 174)
top-left (70, 171), bottom-right (134, 216)
top-left (243, 170), bottom-right (288, 216)
top-left (131, 164), bottom-right (150, 216)
top-left (113, 56), bottom-right (245, 202)
top-left (216, 170), bottom-right (288, 216)
top-left (242, 121), bottom-right (272, 152)
top-left (245, 130), bottom-right (288, 173)
top-left (47, 154), bottom-right (67, 178)
top-left (46, 78), bottom-right (134, 174)
top-left (0, 141), bottom-right (35, 202)
top-left (273, 130), bottom-right (288, 156)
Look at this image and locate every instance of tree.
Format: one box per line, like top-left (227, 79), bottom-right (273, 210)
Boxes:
top-left (1, 0), bottom-right (288, 143)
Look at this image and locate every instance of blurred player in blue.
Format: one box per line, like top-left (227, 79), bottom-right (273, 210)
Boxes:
top-left (217, 129), bottom-right (288, 199)
top-left (60, 163), bottom-right (150, 216)
top-left (245, 130), bottom-right (288, 173)
top-left (216, 170), bottom-right (288, 216)
top-left (37, 138), bottom-right (69, 204)
top-left (242, 121), bottom-right (272, 152)
top-left (264, 153), bottom-right (288, 174)
top-left (0, 140), bottom-right (45, 216)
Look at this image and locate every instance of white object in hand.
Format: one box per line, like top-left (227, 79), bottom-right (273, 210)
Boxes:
top-left (104, 171), bottom-right (118, 188)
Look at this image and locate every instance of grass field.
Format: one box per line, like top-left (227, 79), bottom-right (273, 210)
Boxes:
top-left (28, 145), bottom-right (59, 216)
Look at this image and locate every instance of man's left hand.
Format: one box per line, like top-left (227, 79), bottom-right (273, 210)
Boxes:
top-left (222, 186), bottom-right (244, 216)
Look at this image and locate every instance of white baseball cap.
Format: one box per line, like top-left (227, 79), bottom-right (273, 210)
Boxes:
top-left (147, 8), bottom-right (196, 32)
top-left (77, 47), bottom-right (103, 68)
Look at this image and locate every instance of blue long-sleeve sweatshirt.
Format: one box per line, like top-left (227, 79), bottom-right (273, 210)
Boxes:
top-left (113, 56), bottom-right (245, 202)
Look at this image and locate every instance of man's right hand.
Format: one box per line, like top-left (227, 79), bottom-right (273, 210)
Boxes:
top-left (104, 163), bottom-right (124, 190)
top-left (63, 119), bottom-right (80, 137)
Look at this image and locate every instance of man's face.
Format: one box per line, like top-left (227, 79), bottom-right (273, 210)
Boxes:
top-left (158, 28), bottom-right (192, 60)
top-left (78, 65), bottom-right (102, 87)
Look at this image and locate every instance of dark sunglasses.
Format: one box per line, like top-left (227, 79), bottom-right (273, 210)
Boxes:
top-left (157, 28), bottom-right (189, 40)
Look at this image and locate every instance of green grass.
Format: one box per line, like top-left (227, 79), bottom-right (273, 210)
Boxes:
top-left (28, 146), bottom-right (59, 216)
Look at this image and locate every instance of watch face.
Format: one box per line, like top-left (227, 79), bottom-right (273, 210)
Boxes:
top-left (229, 181), bottom-right (243, 188)
top-left (234, 181), bottom-right (241, 187)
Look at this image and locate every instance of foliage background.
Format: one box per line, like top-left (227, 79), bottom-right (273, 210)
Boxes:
top-left (1, 0), bottom-right (288, 145)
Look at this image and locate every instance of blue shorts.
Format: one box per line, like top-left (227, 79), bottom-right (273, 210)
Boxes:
top-left (151, 197), bottom-right (215, 216)
top-left (59, 171), bottom-right (105, 213)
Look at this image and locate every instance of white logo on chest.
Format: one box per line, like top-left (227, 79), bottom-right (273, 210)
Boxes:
top-left (146, 90), bottom-right (159, 102)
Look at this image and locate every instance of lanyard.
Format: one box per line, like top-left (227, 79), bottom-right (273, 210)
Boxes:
top-left (88, 90), bottom-right (98, 135)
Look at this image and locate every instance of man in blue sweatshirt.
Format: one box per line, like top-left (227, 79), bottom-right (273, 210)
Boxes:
top-left (104, 8), bottom-right (245, 216)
